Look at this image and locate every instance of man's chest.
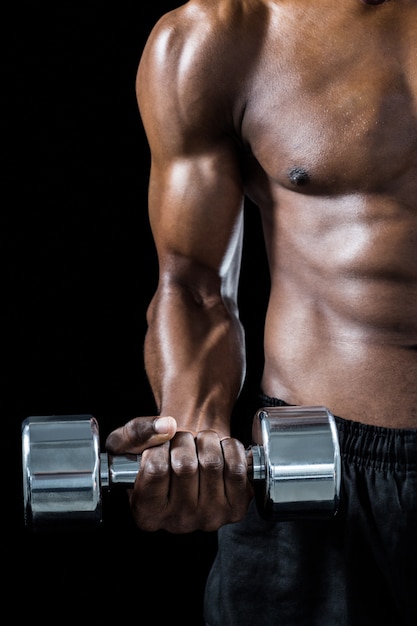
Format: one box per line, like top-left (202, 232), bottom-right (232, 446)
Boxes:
top-left (239, 14), bottom-right (417, 194)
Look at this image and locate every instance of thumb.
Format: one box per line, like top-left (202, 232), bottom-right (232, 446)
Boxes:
top-left (105, 416), bottom-right (177, 455)
top-left (153, 416), bottom-right (178, 439)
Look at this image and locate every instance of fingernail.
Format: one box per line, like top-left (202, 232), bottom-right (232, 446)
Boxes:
top-left (154, 417), bottom-right (172, 434)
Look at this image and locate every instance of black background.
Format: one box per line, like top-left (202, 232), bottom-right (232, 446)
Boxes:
top-left (3, 2), bottom-right (268, 623)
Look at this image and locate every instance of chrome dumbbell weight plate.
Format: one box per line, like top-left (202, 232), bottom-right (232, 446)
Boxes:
top-left (21, 414), bottom-right (140, 531)
top-left (251, 405), bottom-right (341, 519)
top-left (22, 406), bottom-right (341, 531)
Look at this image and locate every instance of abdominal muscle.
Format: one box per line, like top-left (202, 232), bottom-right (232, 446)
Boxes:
top-left (259, 195), bottom-right (417, 428)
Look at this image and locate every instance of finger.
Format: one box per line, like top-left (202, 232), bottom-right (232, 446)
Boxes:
top-left (166, 431), bottom-right (200, 532)
top-left (129, 439), bottom-right (172, 529)
top-left (105, 415), bottom-right (177, 455)
top-left (221, 437), bottom-right (254, 521)
top-left (195, 430), bottom-right (227, 530)
top-left (132, 431), bottom-right (198, 533)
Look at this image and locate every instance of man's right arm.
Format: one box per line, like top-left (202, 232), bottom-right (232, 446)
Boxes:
top-left (106, 5), bottom-right (254, 533)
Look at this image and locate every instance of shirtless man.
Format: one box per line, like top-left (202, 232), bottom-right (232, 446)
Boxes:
top-left (106, 1), bottom-right (417, 624)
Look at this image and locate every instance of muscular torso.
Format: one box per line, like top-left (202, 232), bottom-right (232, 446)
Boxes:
top-left (140, 0), bottom-right (417, 430)
top-left (238, 0), bottom-right (417, 426)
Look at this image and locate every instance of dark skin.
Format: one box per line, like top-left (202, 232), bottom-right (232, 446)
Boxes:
top-left (106, 0), bottom-right (417, 534)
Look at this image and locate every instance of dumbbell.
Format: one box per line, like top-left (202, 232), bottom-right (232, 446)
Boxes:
top-left (21, 405), bottom-right (341, 532)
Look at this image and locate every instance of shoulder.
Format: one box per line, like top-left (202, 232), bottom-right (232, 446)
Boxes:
top-left (136, 0), bottom-right (268, 114)
top-left (140, 0), bottom-right (263, 58)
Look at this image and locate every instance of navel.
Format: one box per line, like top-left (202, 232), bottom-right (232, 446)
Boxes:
top-left (288, 166), bottom-right (310, 187)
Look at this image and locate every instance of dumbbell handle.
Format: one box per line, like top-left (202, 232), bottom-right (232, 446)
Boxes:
top-left (101, 446), bottom-right (265, 489)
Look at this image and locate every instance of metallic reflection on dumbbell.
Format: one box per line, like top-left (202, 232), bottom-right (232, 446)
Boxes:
top-left (21, 406), bottom-right (340, 531)
top-left (250, 406), bottom-right (340, 520)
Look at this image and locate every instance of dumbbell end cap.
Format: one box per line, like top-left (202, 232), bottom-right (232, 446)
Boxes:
top-left (22, 415), bottom-right (103, 532)
top-left (253, 405), bottom-right (341, 520)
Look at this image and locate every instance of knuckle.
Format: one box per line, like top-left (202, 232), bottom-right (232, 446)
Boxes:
top-left (200, 453), bottom-right (224, 472)
top-left (141, 448), bottom-right (169, 478)
top-left (171, 455), bottom-right (198, 476)
top-left (146, 458), bottom-right (170, 478)
top-left (226, 459), bottom-right (248, 481)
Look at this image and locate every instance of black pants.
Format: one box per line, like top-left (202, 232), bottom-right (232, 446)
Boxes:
top-left (204, 396), bottom-right (417, 626)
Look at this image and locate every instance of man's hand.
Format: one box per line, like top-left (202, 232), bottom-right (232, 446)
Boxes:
top-left (105, 417), bottom-right (254, 534)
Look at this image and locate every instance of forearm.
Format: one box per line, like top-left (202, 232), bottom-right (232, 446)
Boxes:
top-left (144, 283), bottom-right (246, 437)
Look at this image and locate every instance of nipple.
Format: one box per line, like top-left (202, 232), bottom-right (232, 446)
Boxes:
top-left (288, 166), bottom-right (310, 186)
